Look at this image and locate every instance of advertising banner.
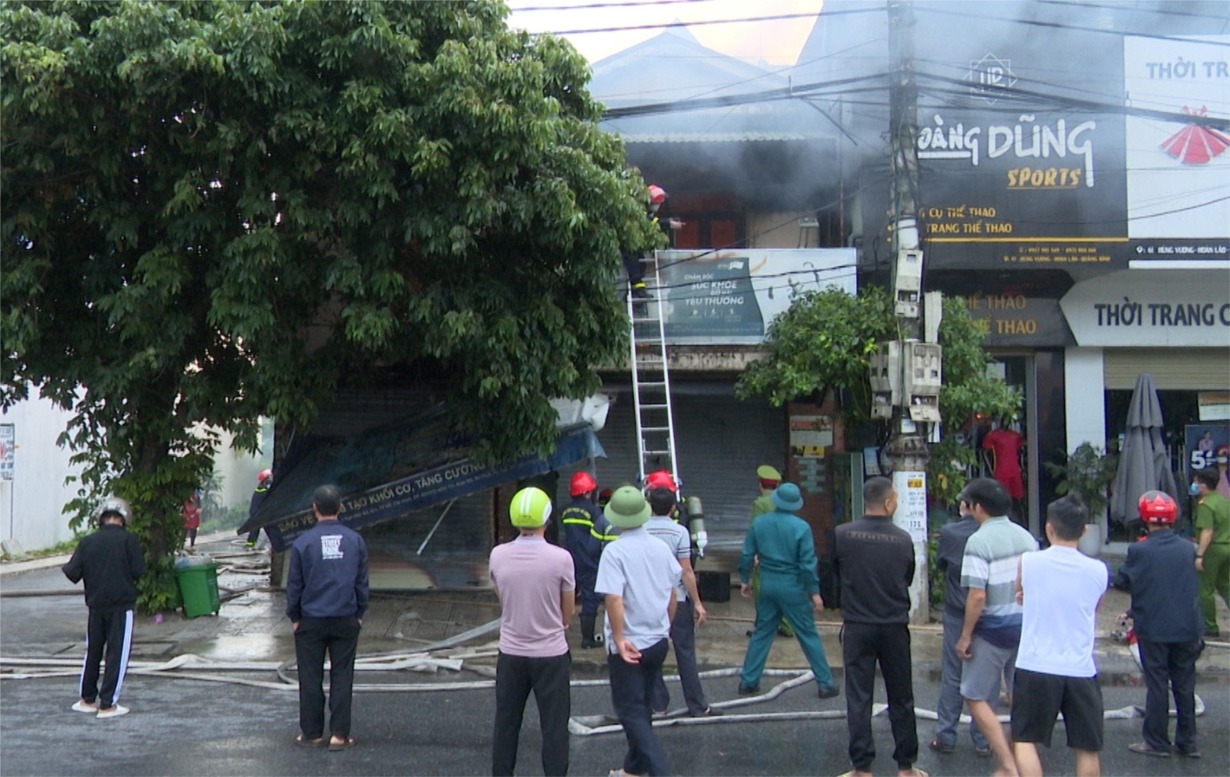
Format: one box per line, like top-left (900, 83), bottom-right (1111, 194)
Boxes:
top-left (892, 470), bottom-right (928, 544)
top-left (656, 248), bottom-right (856, 344)
top-left (1125, 36), bottom-right (1230, 262)
top-left (1185, 424), bottom-right (1229, 487)
top-left (913, 35), bottom-right (1129, 270)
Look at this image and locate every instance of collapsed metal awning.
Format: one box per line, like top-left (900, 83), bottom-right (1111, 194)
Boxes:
top-left (238, 412), bottom-right (605, 553)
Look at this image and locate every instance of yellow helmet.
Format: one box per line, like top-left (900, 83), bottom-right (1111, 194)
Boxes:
top-left (509, 487), bottom-right (553, 528)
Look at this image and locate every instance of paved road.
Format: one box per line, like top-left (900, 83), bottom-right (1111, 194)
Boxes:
top-left (4, 536), bottom-right (1228, 776)
top-left (2, 659), bottom-right (1226, 776)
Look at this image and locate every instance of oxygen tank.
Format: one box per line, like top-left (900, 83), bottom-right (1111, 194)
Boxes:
top-left (686, 495), bottom-right (707, 558)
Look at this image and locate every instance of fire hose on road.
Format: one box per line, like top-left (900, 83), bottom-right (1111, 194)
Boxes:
top-left (1, 617), bottom-right (1209, 736)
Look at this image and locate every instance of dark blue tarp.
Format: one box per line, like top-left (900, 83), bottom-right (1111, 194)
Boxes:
top-left (239, 410), bottom-right (604, 552)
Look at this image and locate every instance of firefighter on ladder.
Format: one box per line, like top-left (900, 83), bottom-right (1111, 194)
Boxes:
top-left (561, 472), bottom-right (617, 648)
top-left (622, 184), bottom-right (682, 300)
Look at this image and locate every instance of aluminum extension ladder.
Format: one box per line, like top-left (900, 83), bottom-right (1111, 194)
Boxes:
top-left (626, 251), bottom-right (680, 487)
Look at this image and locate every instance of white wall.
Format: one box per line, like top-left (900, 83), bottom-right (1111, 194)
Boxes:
top-left (1064, 347), bottom-right (1107, 453)
top-left (0, 396), bottom-right (268, 553)
top-left (0, 396), bottom-right (84, 551)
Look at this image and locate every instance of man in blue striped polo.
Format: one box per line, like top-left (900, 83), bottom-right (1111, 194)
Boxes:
top-left (956, 477), bottom-right (1038, 777)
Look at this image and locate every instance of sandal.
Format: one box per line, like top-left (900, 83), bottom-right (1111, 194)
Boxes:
top-left (1128, 741), bottom-right (1170, 758)
top-left (294, 734), bottom-right (323, 748)
top-left (328, 736), bottom-right (357, 752)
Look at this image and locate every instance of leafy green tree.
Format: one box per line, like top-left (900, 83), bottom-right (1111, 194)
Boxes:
top-left (736, 287), bottom-right (1019, 501)
top-left (2, 0), bottom-right (660, 609)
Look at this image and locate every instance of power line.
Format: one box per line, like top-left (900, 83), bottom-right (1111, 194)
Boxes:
top-left (547, 11), bottom-right (829, 35)
top-left (915, 72), bottom-right (1230, 131)
top-left (511, 0), bottom-right (717, 12)
top-left (602, 73), bottom-right (892, 119)
top-left (912, 5), bottom-right (1230, 47)
top-left (639, 170), bottom-right (892, 275)
top-left (538, 6), bottom-right (877, 36)
top-left (1036, 0), bottom-right (1230, 23)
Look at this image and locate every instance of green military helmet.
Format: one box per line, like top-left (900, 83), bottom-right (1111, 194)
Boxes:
top-left (756, 464), bottom-right (782, 483)
top-left (771, 482), bottom-right (804, 512)
top-left (509, 487), bottom-right (553, 528)
top-left (604, 485), bottom-right (652, 529)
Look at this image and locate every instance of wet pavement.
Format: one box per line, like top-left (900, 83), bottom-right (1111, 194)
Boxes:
top-left (5, 533), bottom-right (1227, 675)
top-left (3, 534), bottom-right (1229, 775)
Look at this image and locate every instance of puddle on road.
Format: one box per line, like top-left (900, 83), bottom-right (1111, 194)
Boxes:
top-left (178, 634), bottom-right (291, 662)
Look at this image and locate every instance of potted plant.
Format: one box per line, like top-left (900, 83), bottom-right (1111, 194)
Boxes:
top-left (1044, 443), bottom-right (1117, 556)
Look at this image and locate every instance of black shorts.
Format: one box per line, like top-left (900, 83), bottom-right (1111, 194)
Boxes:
top-left (1010, 668), bottom-right (1104, 751)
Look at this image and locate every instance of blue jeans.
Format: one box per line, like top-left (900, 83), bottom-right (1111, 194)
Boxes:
top-left (935, 610), bottom-right (988, 750)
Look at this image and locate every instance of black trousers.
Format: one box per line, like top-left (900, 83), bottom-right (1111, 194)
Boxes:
top-left (492, 651), bottom-right (571, 777)
top-left (80, 608), bottom-right (134, 709)
top-left (650, 598), bottom-right (708, 715)
top-left (1137, 638), bottom-right (1201, 753)
top-left (608, 638), bottom-right (671, 776)
top-left (842, 622), bottom-right (919, 771)
top-left (294, 616), bottom-right (361, 740)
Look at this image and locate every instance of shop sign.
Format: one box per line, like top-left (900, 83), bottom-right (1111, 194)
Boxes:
top-left (910, 22), bottom-right (1134, 271)
top-left (959, 293), bottom-right (1074, 347)
top-left (790, 415), bottom-right (833, 458)
top-left (1125, 36), bottom-right (1230, 261)
top-left (1199, 392), bottom-right (1230, 422)
top-left (657, 249), bottom-right (856, 345)
top-left (1059, 270), bottom-right (1230, 347)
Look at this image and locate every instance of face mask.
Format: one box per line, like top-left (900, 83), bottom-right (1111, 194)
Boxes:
top-left (1190, 482), bottom-right (1201, 496)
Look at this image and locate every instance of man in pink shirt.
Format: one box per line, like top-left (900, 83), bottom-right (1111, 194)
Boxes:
top-left (489, 487), bottom-right (576, 776)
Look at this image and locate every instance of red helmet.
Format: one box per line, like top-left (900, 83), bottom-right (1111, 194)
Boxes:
top-left (647, 185), bottom-right (667, 204)
top-left (258, 469), bottom-right (273, 486)
top-left (645, 469), bottom-right (677, 492)
top-left (1138, 490), bottom-right (1177, 525)
top-left (570, 471), bottom-right (597, 497)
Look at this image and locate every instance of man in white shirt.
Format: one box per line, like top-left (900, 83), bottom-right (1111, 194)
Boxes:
top-left (1012, 495), bottom-right (1108, 777)
top-left (596, 486), bottom-right (682, 777)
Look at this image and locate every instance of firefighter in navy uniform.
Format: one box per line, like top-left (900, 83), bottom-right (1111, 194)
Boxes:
top-left (245, 468), bottom-right (272, 548)
top-left (561, 472), bottom-right (616, 648)
top-left (621, 184), bottom-right (682, 300)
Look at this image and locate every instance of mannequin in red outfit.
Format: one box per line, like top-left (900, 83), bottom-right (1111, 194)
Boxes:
top-left (982, 420), bottom-right (1026, 525)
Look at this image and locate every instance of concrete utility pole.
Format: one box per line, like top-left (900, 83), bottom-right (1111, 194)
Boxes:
top-left (873, 0), bottom-right (942, 624)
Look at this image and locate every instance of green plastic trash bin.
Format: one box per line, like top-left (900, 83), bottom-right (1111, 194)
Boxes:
top-left (176, 562), bottom-right (220, 618)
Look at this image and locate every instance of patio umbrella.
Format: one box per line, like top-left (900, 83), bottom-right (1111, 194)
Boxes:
top-left (1109, 373), bottom-right (1180, 526)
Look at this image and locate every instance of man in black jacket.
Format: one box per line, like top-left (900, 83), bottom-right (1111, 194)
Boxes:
top-left (833, 476), bottom-right (923, 777)
top-left (62, 497), bottom-right (146, 719)
top-left (286, 484), bottom-right (369, 751)
top-left (1115, 491), bottom-right (1203, 759)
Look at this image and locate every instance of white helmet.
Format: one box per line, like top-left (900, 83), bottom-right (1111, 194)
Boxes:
top-left (95, 497), bottom-right (131, 526)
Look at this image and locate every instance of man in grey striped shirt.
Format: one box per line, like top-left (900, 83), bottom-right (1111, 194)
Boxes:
top-left (957, 478), bottom-right (1038, 777)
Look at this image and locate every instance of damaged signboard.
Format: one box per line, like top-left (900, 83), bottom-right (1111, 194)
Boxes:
top-left (241, 407), bottom-right (604, 553)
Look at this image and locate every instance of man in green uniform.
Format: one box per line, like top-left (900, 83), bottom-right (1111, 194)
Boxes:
top-left (749, 465), bottom-right (792, 638)
top-left (737, 482), bottom-right (839, 698)
top-left (1193, 467), bottom-right (1230, 637)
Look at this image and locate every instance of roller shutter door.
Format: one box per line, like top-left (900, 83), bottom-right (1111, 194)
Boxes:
top-left (1103, 349), bottom-right (1230, 390)
top-left (592, 389), bottom-right (786, 572)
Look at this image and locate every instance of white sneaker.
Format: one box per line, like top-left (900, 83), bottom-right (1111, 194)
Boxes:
top-left (96, 705), bottom-right (129, 719)
top-left (71, 700), bottom-right (98, 713)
